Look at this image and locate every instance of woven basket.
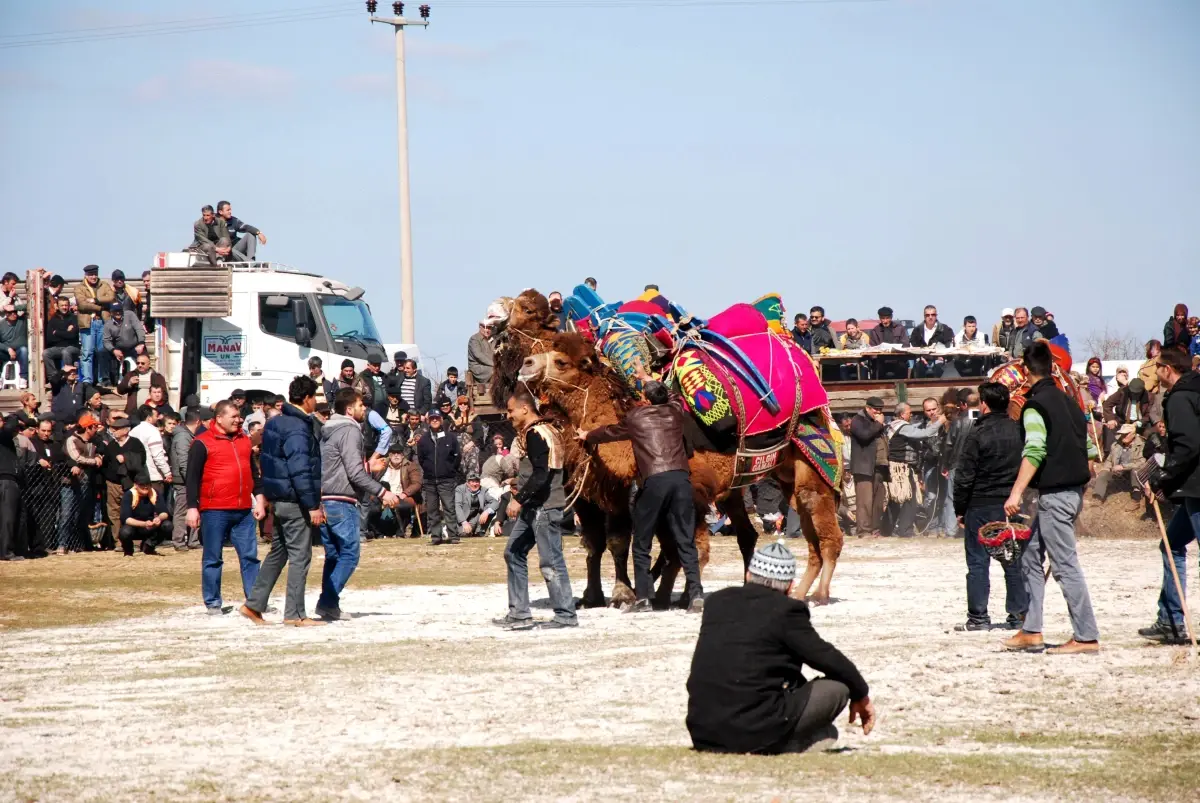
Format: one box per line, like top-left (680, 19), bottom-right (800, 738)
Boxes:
top-left (978, 520), bottom-right (1033, 567)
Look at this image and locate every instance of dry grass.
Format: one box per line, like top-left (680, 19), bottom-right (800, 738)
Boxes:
top-left (0, 535), bottom-right (746, 630)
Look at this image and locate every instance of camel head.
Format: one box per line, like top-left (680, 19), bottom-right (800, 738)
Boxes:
top-left (507, 289), bottom-right (559, 339)
top-left (518, 332), bottom-right (597, 390)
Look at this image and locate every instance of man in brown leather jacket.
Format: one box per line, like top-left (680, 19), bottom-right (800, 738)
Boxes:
top-left (580, 380), bottom-right (704, 612)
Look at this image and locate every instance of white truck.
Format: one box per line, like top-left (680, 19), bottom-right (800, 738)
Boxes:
top-left (150, 253), bottom-right (418, 408)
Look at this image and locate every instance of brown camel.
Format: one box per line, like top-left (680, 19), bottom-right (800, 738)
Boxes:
top-left (519, 331), bottom-right (846, 604)
top-left (487, 290), bottom-right (707, 609)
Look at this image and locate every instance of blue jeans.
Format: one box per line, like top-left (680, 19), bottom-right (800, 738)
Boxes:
top-left (200, 509), bottom-right (260, 609)
top-left (964, 504), bottom-right (1029, 624)
top-left (79, 319), bottom-right (103, 385)
top-left (57, 483), bottom-right (86, 551)
top-left (1158, 498), bottom-right (1200, 628)
top-left (1, 345), bottom-right (27, 380)
top-left (504, 506), bottom-right (576, 624)
top-left (318, 500), bottom-right (361, 611)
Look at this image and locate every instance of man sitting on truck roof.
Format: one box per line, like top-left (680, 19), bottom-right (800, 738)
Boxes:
top-left (216, 201), bottom-right (267, 263)
top-left (191, 205), bottom-right (232, 266)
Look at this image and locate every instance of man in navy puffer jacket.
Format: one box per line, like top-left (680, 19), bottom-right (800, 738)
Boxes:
top-left (241, 375), bottom-right (326, 627)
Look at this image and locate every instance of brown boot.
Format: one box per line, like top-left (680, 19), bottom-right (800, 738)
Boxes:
top-left (1002, 631), bottom-right (1045, 652)
top-left (238, 605), bottom-right (268, 626)
top-left (282, 618), bottom-right (328, 627)
top-left (1046, 639), bottom-right (1100, 655)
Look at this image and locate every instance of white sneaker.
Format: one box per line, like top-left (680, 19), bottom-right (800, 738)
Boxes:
top-left (18, 378), bottom-right (27, 389)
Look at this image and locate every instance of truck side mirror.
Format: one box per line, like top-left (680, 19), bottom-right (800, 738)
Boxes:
top-left (292, 299), bottom-right (311, 347)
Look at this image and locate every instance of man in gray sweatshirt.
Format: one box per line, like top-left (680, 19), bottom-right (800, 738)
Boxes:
top-left (316, 388), bottom-right (399, 620)
top-left (169, 409), bottom-right (201, 550)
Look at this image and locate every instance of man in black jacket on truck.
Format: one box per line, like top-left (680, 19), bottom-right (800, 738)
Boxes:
top-left (687, 540), bottom-right (874, 754)
top-left (952, 382), bottom-right (1029, 632)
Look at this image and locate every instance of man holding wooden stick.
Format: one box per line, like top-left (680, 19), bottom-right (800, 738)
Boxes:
top-left (1140, 347), bottom-right (1199, 650)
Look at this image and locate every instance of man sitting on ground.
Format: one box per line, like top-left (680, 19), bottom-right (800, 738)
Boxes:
top-left (118, 471), bottom-right (171, 556)
top-left (1093, 423), bottom-right (1146, 501)
top-left (455, 472), bottom-right (495, 538)
top-left (686, 540), bottom-right (874, 754)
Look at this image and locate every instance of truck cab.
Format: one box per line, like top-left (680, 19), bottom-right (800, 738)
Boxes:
top-left (153, 255), bottom-right (418, 407)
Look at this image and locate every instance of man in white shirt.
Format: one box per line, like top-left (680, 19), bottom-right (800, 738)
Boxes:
top-left (131, 404), bottom-right (172, 498)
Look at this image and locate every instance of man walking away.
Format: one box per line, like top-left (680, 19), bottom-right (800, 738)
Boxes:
top-left (186, 400), bottom-right (265, 615)
top-left (0, 413), bottom-right (23, 560)
top-left (417, 409), bottom-right (461, 544)
top-left (583, 379), bottom-right (705, 611)
top-left (686, 541), bottom-right (874, 754)
top-left (494, 388), bottom-right (577, 630)
top-left (318, 389), bottom-right (399, 620)
top-left (952, 382), bottom-right (1028, 631)
top-left (1003, 341), bottom-right (1100, 655)
top-left (849, 398), bottom-right (887, 537)
top-left (1140, 347), bottom-right (1200, 645)
top-left (242, 376), bottom-right (326, 627)
top-left (169, 410), bottom-right (201, 550)
top-left (118, 471), bottom-right (170, 556)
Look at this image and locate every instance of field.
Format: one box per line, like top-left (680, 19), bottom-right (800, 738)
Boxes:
top-left (1, 535), bottom-right (1198, 802)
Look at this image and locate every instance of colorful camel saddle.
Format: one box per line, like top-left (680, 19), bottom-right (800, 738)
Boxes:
top-left (989, 343), bottom-right (1086, 421)
top-left (671, 302), bottom-right (828, 439)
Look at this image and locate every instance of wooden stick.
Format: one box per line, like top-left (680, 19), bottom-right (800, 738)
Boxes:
top-left (1089, 415), bottom-right (1105, 463)
top-left (1152, 499), bottom-right (1198, 661)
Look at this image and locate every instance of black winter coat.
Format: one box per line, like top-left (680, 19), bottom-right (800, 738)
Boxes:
top-left (908, 321), bottom-right (955, 348)
top-left (686, 584), bottom-right (868, 754)
top-left (417, 428), bottom-right (460, 481)
top-left (49, 373), bottom-right (86, 426)
top-left (848, 409), bottom-right (885, 477)
top-left (953, 412), bottom-right (1023, 515)
top-left (1155, 371), bottom-right (1200, 501)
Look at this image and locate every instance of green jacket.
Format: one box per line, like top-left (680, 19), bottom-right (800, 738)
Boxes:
top-left (192, 216), bottom-right (230, 249)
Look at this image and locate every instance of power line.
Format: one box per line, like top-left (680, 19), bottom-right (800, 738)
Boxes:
top-left (0, 6), bottom-right (358, 50)
top-left (1, 0), bottom-right (898, 49)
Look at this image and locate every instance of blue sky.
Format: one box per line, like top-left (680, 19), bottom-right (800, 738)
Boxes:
top-left (1, 0), bottom-right (1197, 374)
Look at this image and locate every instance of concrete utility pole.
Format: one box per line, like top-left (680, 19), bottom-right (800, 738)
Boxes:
top-left (367, 1), bottom-right (430, 345)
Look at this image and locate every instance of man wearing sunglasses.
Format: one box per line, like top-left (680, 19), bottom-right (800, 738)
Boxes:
top-left (909, 305), bottom-right (955, 378)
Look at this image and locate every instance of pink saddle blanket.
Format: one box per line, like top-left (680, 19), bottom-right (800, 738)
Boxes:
top-left (680, 304), bottom-right (827, 437)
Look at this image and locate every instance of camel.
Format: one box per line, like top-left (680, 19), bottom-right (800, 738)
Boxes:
top-left (513, 323), bottom-right (845, 605)
top-left (485, 291), bottom-right (709, 609)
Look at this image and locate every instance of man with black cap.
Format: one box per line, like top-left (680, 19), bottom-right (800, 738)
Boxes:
top-left (581, 376), bottom-right (705, 611)
top-left (169, 409), bottom-right (202, 550)
top-left (868, 306), bottom-right (908, 379)
top-left (417, 407), bottom-right (461, 544)
top-left (110, 270), bottom-right (138, 313)
top-left (74, 264), bottom-right (115, 386)
top-left (98, 415), bottom-right (145, 536)
top-left (1030, 306), bottom-right (1059, 340)
top-left (101, 302), bottom-right (147, 384)
top-left (229, 388), bottom-right (248, 417)
top-left (687, 540), bottom-right (874, 754)
top-left (118, 471), bottom-right (170, 556)
top-left (336, 359), bottom-right (356, 391)
top-left (1104, 376), bottom-right (1152, 438)
top-left (848, 396), bottom-right (887, 537)
top-left (386, 350), bottom-right (408, 382)
top-left (353, 354), bottom-right (388, 417)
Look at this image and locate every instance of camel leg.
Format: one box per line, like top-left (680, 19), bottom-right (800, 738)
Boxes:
top-left (793, 460), bottom-right (844, 605)
top-left (724, 498), bottom-right (759, 574)
top-left (606, 509), bottom-right (636, 608)
top-left (793, 511), bottom-right (823, 600)
top-left (575, 500), bottom-right (608, 608)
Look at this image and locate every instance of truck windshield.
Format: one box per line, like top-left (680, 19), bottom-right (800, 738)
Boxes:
top-left (318, 296), bottom-right (384, 344)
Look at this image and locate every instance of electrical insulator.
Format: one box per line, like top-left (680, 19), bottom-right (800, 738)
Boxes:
top-left (366, 0), bottom-right (377, 13)
top-left (419, 4), bottom-right (430, 19)
top-left (393, 2), bottom-right (404, 15)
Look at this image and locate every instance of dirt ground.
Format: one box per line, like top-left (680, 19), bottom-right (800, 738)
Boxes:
top-left (1, 536), bottom-right (1198, 802)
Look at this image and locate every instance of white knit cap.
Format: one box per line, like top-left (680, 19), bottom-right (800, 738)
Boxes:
top-left (749, 539), bottom-right (797, 583)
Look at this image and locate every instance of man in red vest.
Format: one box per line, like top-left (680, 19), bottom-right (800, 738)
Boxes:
top-left (186, 399), bottom-right (265, 615)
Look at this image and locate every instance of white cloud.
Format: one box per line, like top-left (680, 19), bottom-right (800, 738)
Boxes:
top-left (184, 60), bottom-right (296, 95)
